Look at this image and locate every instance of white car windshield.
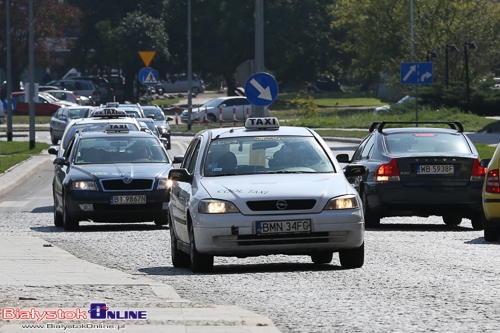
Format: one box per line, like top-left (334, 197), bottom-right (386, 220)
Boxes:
top-left (204, 136), bottom-right (335, 176)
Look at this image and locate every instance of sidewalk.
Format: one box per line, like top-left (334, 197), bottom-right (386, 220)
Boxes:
top-left (0, 237), bottom-right (280, 333)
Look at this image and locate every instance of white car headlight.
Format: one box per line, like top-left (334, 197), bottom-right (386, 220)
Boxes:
top-left (72, 180), bottom-right (98, 191)
top-left (157, 178), bottom-right (172, 190)
top-left (198, 199), bottom-right (239, 214)
top-left (324, 195), bottom-right (360, 210)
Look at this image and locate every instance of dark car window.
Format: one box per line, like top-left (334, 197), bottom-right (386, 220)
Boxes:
top-left (385, 132), bottom-right (471, 154)
top-left (360, 135), bottom-right (375, 160)
top-left (351, 134), bottom-right (372, 161)
top-left (181, 138), bottom-right (201, 172)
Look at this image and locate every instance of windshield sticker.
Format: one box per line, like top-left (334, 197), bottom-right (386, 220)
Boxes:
top-left (254, 137), bottom-right (282, 141)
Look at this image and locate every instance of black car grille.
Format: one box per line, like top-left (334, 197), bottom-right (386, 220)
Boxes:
top-left (101, 179), bottom-right (154, 191)
top-left (237, 232), bottom-right (330, 246)
top-left (246, 199), bottom-right (316, 211)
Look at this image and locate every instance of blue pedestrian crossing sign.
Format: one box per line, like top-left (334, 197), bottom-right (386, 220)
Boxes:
top-left (400, 62), bottom-right (433, 84)
top-left (138, 67), bottom-right (159, 86)
top-left (244, 72), bottom-right (279, 107)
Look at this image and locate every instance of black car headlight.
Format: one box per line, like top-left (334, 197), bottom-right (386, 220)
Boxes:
top-left (198, 199), bottom-right (239, 214)
top-left (72, 181), bottom-right (98, 191)
top-left (324, 195), bottom-right (360, 210)
top-left (157, 178), bottom-right (171, 190)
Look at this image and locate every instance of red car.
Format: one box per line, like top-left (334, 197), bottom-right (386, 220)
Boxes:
top-left (12, 91), bottom-right (68, 116)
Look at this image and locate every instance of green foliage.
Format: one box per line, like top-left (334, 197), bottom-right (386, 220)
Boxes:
top-left (0, 141), bottom-right (50, 174)
top-left (289, 92), bottom-right (318, 118)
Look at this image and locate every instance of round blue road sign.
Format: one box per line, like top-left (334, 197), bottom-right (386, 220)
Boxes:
top-left (138, 67), bottom-right (159, 86)
top-left (244, 72), bottom-right (279, 107)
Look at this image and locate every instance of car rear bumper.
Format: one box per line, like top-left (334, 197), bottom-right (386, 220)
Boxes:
top-left (366, 182), bottom-right (483, 217)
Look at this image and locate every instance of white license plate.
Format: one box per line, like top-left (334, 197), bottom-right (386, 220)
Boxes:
top-left (417, 164), bottom-right (454, 175)
top-left (110, 195), bottom-right (146, 205)
top-left (256, 220), bottom-right (311, 235)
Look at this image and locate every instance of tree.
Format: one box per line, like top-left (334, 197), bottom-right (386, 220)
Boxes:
top-left (0, 0), bottom-right (80, 90)
top-left (330, 0), bottom-right (500, 89)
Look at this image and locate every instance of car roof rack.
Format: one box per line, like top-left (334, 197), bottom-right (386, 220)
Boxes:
top-left (369, 121), bottom-right (463, 133)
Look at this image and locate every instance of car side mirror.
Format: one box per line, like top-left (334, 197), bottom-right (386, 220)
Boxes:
top-left (336, 153), bottom-right (350, 163)
top-left (53, 157), bottom-right (68, 166)
top-left (480, 159), bottom-right (491, 168)
top-left (172, 155), bottom-right (184, 164)
top-left (166, 116), bottom-right (173, 122)
top-left (343, 164), bottom-right (365, 178)
top-left (169, 168), bottom-right (192, 183)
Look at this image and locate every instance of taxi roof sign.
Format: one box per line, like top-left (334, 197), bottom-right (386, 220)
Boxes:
top-left (245, 117), bottom-right (280, 130)
top-left (106, 124), bottom-right (130, 132)
top-left (90, 108), bottom-right (128, 118)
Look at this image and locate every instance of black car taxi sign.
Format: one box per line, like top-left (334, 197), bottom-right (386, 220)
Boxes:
top-left (106, 124), bottom-right (130, 133)
top-left (245, 117), bottom-right (280, 130)
top-left (91, 108), bottom-right (128, 118)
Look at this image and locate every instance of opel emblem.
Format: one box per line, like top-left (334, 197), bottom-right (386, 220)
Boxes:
top-left (276, 200), bottom-right (288, 210)
top-left (123, 177), bottom-right (132, 184)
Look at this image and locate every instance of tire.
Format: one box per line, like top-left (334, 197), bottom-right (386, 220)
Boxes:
top-left (170, 216), bottom-right (190, 268)
top-left (362, 190), bottom-right (380, 227)
top-left (470, 212), bottom-right (485, 230)
top-left (339, 243), bottom-right (364, 269)
top-left (50, 130), bottom-right (58, 145)
top-left (443, 215), bottom-right (462, 226)
top-left (189, 223), bottom-right (214, 273)
top-left (53, 205), bottom-right (63, 227)
top-left (311, 251), bottom-right (333, 264)
top-left (166, 135), bottom-right (171, 150)
top-left (63, 195), bottom-right (79, 231)
top-left (207, 113), bottom-right (217, 123)
top-left (192, 87), bottom-right (200, 95)
top-left (154, 215), bottom-right (169, 226)
top-left (484, 227), bottom-right (500, 242)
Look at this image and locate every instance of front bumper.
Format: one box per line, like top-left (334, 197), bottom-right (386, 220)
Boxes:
top-left (191, 209), bottom-right (364, 256)
top-left (66, 189), bottom-right (170, 223)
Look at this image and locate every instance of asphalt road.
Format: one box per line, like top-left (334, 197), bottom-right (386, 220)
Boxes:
top-left (2, 134), bottom-right (500, 332)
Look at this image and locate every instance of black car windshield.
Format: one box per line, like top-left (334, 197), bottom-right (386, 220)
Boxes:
top-left (204, 136), bottom-right (335, 176)
top-left (74, 137), bottom-right (168, 164)
top-left (62, 123), bottom-right (139, 150)
top-left (143, 108), bottom-right (165, 120)
top-left (385, 132), bottom-right (471, 154)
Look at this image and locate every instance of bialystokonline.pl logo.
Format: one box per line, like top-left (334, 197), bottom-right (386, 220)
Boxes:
top-left (1, 303), bottom-right (147, 322)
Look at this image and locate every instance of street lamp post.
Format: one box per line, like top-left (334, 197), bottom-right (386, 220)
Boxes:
top-left (426, 50), bottom-right (438, 62)
top-left (464, 41), bottom-right (477, 110)
top-left (445, 44), bottom-right (459, 89)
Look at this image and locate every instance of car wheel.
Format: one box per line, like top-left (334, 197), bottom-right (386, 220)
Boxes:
top-left (166, 135), bottom-right (171, 150)
top-left (442, 215), bottom-right (462, 226)
top-left (470, 212), bottom-right (485, 230)
top-left (189, 222), bottom-right (214, 273)
top-left (53, 193), bottom-right (63, 228)
top-left (207, 113), bottom-right (217, 123)
top-left (311, 251), bottom-right (333, 264)
top-left (307, 87), bottom-right (316, 95)
top-left (170, 214), bottom-right (190, 268)
top-left (192, 87), bottom-right (200, 95)
top-left (50, 130), bottom-right (58, 145)
top-left (339, 243), bottom-right (364, 269)
top-left (362, 190), bottom-right (380, 227)
top-left (63, 195), bottom-right (79, 231)
top-left (484, 227), bottom-right (500, 242)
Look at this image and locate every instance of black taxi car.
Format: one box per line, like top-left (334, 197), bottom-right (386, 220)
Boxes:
top-left (52, 123), bottom-right (175, 230)
top-left (337, 121), bottom-right (487, 229)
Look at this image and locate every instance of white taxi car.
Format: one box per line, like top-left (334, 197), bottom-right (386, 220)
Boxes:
top-left (167, 117), bottom-right (366, 272)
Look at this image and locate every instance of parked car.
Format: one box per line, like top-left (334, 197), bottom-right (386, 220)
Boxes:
top-left (77, 76), bottom-right (110, 103)
top-left (49, 106), bottom-right (94, 145)
top-left (141, 105), bottom-right (173, 149)
top-left (180, 96), bottom-right (269, 123)
top-left (161, 74), bottom-right (205, 95)
top-left (481, 145), bottom-right (500, 241)
top-left (11, 91), bottom-right (70, 116)
top-left (307, 75), bottom-right (342, 94)
top-left (44, 90), bottom-right (81, 106)
top-left (336, 121), bottom-right (487, 229)
top-left (167, 116), bottom-right (366, 272)
top-left (47, 79), bottom-right (101, 105)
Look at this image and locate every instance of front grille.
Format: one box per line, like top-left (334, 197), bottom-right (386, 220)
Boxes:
top-left (246, 199), bottom-right (316, 211)
top-left (101, 178), bottom-right (154, 191)
top-left (237, 232), bottom-right (330, 246)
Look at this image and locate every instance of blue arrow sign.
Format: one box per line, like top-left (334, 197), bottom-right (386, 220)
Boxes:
top-left (244, 72), bottom-right (279, 107)
top-left (138, 67), bottom-right (159, 86)
top-left (400, 62), bottom-right (433, 84)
